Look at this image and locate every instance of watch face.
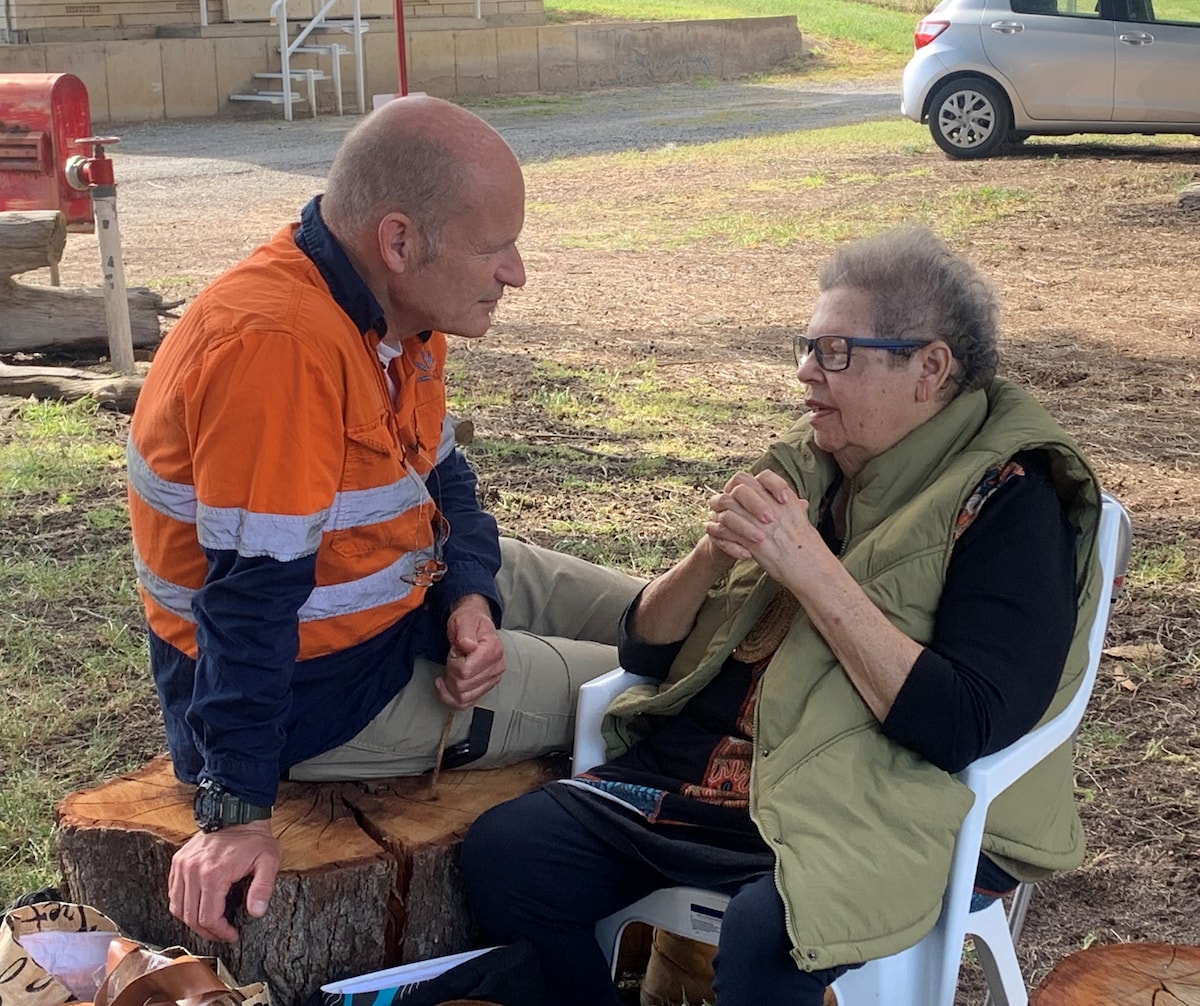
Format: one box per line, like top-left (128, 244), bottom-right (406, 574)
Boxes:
top-left (194, 780), bottom-right (225, 832)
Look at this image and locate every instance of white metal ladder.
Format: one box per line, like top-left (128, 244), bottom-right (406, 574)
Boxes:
top-left (229, 0), bottom-right (366, 122)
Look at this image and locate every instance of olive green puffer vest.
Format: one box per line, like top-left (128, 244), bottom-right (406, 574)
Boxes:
top-left (604, 378), bottom-right (1102, 971)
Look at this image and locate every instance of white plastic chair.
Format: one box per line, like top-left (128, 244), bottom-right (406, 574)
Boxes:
top-left (577, 493), bottom-right (1131, 1006)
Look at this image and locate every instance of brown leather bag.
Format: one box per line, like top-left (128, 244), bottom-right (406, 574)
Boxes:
top-left (94, 939), bottom-right (239, 1006)
top-left (0, 902), bottom-right (270, 1006)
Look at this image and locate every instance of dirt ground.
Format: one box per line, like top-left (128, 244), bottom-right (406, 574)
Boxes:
top-left (20, 87), bottom-right (1200, 999)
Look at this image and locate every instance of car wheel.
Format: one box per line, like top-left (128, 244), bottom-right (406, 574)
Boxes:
top-left (928, 78), bottom-right (1012, 159)
top-left (1007, 131), bottom-right (1031, 146)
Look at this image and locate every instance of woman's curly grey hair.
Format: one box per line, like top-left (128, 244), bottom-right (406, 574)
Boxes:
top-left (817, 225), bottom-right (1000, 397)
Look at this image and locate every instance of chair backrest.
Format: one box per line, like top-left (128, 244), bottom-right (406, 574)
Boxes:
top-left (586, 493), bottom-right (1132, 1006)
top-left (832, 491), bottom-right (1131, 1006)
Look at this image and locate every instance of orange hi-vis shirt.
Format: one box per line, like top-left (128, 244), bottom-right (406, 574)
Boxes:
top-left (128, 223), bottom-right (456, 663)
top-left (127, 199), bottom-right (502, 806)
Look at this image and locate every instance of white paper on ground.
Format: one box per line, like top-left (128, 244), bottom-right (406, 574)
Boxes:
top-left (18, 930), bottom-right (118, 1002)
top-left (320, 946), bottom-right (498, 994)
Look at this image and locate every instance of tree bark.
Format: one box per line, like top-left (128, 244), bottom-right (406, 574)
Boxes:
top-left (0, 362), bottom-right (146, 412)
top-left (0, 210), bottom-right (67, 276)
top-left (0, 277), bottom-right (165, 354)
top-left (55, 755), bottom-right (563, 1006)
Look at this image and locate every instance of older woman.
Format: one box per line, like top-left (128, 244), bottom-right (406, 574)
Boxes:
top-left (461, 226), bottom-right (1103, 1006)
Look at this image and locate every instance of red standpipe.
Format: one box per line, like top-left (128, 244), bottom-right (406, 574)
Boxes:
top-left (66, 136), bottom-right (136, 376)
top-left (394, 0), bottom-right (408, 95)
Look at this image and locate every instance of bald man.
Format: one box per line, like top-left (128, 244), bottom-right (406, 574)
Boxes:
top-left (128, 97), bottom-right (643, 942)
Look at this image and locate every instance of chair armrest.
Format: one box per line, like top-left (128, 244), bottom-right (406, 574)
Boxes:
top-left (573, 668), bottom-right (655, 775)
top-left (958, 711), bottom-right (1078, 807)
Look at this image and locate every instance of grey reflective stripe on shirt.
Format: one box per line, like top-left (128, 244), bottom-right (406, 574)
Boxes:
top-left (196, 502), bottom-right (328, 561)
top-left (127, 438), bottom-right (198, 523)
top-left (324, 471), bottom-right (430, 531)
top-left (129, 439), bottom-right (430, 560)
top-left (134, 551), bottom-right (197, 622)
top-left (297, 549), bottom-right (428, 621)
top-left (133, 545), bottom-right (433, 625)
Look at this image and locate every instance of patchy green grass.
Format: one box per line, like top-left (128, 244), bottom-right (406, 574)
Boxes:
top-left (524, 121), bottom-right (1043, 253)
top-left (544, 0), bottom-right (918, 61)
top-left (0, 400), bottom-right (163, 904)
top-left (1127, 541), bottom-right (1192, 588)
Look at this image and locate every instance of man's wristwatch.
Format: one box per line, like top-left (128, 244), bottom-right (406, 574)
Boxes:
top-left (193, 779), bottom-right (272, 833)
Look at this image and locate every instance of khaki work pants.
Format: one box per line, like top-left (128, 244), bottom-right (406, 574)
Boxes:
top-left (289, 537), bottom-right (645, 780)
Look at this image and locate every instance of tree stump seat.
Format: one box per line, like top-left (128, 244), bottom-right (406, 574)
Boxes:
top-left (1032, 943), bottom-right (1200, 1005)
top-left (54, 755), bottom-right (563, 1006)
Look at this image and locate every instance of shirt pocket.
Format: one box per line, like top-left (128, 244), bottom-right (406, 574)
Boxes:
top-left (327, 419), bottom-right (412, 559)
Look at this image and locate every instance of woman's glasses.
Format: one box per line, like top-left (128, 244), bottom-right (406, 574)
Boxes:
top-left (793, 334), bottom-right (932, 372)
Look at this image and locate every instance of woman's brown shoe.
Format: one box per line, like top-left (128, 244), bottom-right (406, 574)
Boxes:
top-left (639, 928), bottom-right (716, 1006)
top-left (636, 926), bottom-right (841, 1006)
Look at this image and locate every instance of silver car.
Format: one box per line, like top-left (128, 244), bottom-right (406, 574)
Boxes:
top-left (901, 0), bottom-right (1200, 157)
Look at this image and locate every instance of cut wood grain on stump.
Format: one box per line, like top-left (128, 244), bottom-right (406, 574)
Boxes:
top-left (1032, 942), bottom-right (1200, 1005)
top-left (55, 754), bottom-right (562, 1006)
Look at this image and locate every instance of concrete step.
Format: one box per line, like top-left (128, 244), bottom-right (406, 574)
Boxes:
top-left (291, 43), bottom-right (348, 55)
top-left (254, 70), bottom-right (329, 80)
top-left (230, 91), bottom-right (303, 103)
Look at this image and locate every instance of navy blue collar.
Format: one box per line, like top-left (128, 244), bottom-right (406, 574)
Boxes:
top-left (295, 195), bottom-right (388, 339)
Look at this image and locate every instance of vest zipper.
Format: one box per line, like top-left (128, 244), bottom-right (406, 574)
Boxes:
top-left (838, 480), bottom-right (856, 558)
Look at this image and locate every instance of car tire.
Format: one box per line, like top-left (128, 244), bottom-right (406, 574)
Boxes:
top-left (928, 78), bottom-right (1012, 159)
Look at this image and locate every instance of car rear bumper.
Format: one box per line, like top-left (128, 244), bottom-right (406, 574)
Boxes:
top-left (901, 49), bottom-right (947, 122)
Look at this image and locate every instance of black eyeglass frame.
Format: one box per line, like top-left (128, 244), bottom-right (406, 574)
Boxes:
top-left (793, 335), bottom-right (933, 372)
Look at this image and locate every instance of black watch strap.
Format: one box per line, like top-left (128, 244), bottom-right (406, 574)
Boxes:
top-left (194, 779), bottom-right (272, 833)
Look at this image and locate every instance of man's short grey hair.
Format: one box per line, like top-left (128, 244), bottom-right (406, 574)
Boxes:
top-left (322, 121), bottom-right (469, 260)
top-left (818, 225), bottom-right (1000, 396)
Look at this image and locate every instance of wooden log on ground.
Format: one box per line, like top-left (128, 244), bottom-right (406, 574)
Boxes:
top-left (0, 210), bottom-right (67, 277)
top-left (55, 754), bottom-right (563, 1006)
top-left (0, 362), bottom-right (146, 412)
top-left (1180, 182), bottom-right (1200, 212)
top-left (1032, 942), bottom-right (1200, 1004)
top-left (0, 277), bottom-right (165, 354)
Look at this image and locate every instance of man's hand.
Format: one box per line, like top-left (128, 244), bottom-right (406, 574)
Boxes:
top-left (438, 594), bottom-right (505, 709)
top-left (168, 820), bottom-right (279, 943)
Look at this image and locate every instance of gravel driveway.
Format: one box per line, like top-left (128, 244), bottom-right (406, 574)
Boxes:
top-left (54, 74), bottom-right (900, 295)
top-left (111, 74), bottom-right (901, 176)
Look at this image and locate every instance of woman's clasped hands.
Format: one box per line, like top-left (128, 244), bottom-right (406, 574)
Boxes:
top-left (704, 469), bottom-right (826, 589)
